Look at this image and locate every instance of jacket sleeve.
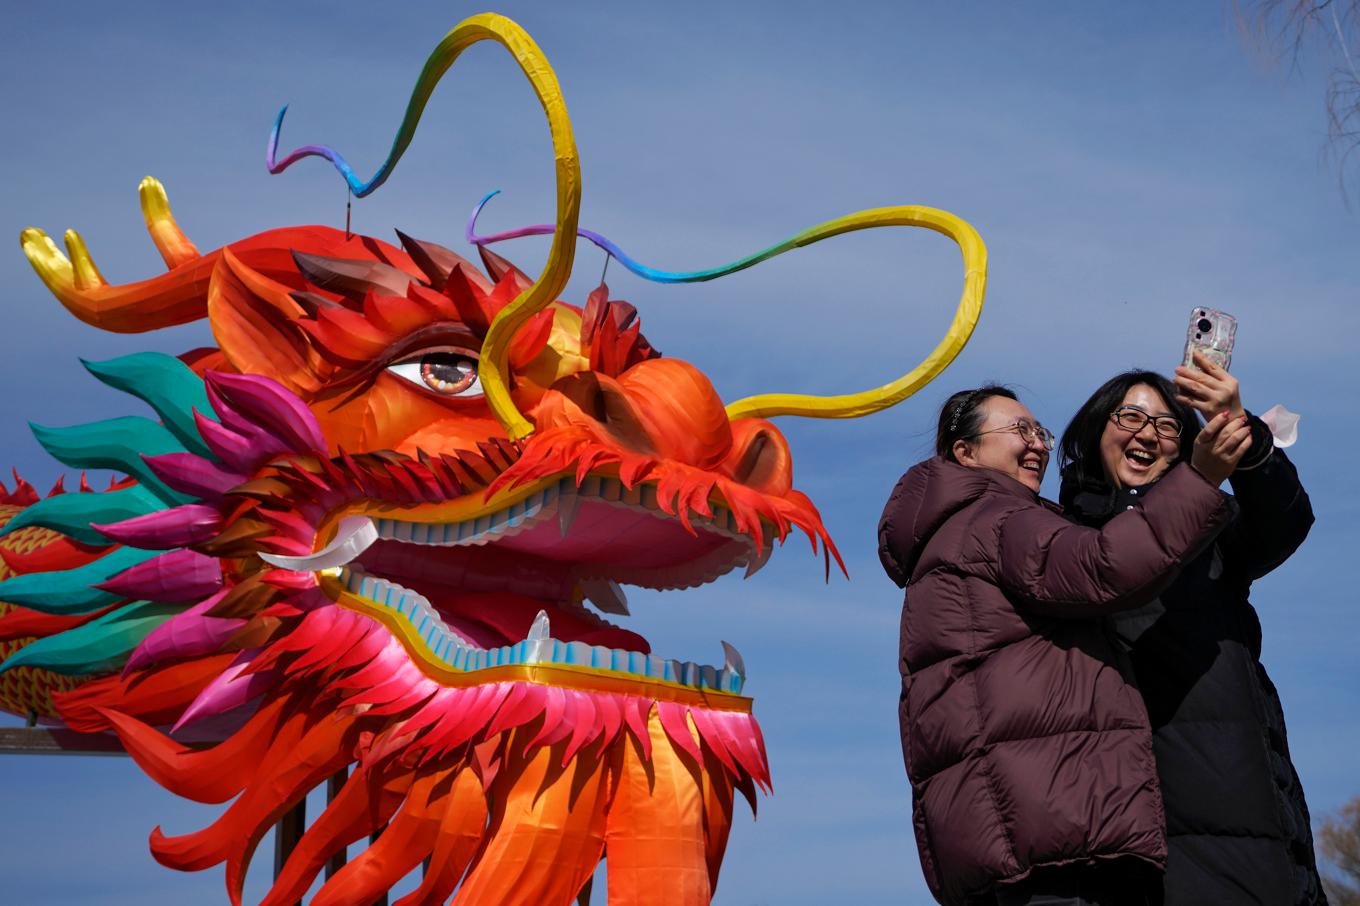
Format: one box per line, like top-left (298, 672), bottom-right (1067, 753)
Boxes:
top-left (992, 463), bottom-right (1236, 617)
top-left (1222, 414), bottom-right (1314, 579)
top-left (877, 472), bottom-right (913, 588)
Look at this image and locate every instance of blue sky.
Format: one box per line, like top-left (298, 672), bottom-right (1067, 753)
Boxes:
top-left (1, 2), bottom-right (1356, 903)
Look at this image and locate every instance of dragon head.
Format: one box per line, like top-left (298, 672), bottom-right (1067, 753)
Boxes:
top-left (0, 188), bottom-right (837, 905)
top-left (14, 200), bottom-right (835, 692)
top-left (0, 13), bottom-right (984, 905)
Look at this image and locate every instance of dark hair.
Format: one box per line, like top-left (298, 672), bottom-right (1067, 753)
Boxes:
top-left (1058, 369), bottom-right (1200, 504)
top-left (936, 385), bottom-right (1018, 462)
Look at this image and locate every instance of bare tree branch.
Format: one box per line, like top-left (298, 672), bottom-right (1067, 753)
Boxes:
top-left (1237, 1), bottom-right (1360, 200)
top-left (1319, 795), bottom-right (1360, 906)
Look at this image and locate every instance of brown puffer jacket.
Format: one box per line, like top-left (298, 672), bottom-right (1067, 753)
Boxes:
top-left (877, 458), bottom-right (1236, 905)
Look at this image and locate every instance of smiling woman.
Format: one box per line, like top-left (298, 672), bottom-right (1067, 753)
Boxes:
top-left (877, 384), bottom-right (1251, 906)
top-left (1060, 371), bottom-right (1201, 496)
top-left (937, 386), bottom-right (1053, 493)
top-left (1059, 363), bottom-right (1326, 905)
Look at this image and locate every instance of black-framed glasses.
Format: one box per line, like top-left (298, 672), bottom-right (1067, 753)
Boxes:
top-left (971, 421), bottom-right (1055, 451)
top-left (1110, 406), bottom-right (1182, 439)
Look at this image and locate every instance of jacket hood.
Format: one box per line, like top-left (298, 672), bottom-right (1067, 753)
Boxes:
top-left (877, 457), bottom-right (1037, 587)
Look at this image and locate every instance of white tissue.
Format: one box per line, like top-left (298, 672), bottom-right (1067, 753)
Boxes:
top-left (1259, 404), bottom-right (1299, 448)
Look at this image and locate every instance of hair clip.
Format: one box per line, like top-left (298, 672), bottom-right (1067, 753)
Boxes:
top-left (948, 390), bottom-right (978, 434)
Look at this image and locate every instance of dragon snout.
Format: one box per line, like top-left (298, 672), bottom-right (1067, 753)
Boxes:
top-left (538, 371), bottom-right (659, 456)
top-left (534, 358), bottom-right (794, 495)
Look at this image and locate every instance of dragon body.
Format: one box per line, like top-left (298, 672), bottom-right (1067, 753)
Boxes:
top-left (0, 13), bottom-right (986, 905)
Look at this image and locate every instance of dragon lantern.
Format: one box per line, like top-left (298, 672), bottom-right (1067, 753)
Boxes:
top-left (0, 13), bottom-right (986, 906)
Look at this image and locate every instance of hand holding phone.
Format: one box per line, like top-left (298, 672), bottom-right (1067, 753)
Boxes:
top-left (1176, 307), bottom-right (1243, 419)
top-left (1175, 351), bottom-right (1245, 420)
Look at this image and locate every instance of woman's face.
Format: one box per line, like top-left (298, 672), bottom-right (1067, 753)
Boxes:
top-left (1099, 383), bottom-right (1182, 489)
top-left (954, 396), bottom-right (1049, 493)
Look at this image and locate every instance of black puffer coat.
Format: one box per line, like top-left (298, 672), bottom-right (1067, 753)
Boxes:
top-left (1061, 416), bottom-right (1326, 905)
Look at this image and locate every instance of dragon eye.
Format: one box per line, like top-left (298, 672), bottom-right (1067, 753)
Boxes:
top-left (387, 349), bottom-right (482, 398)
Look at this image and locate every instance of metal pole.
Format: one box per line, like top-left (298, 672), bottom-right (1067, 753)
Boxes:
top-left (368, 822), bottom-right (388, 906)
top-left (0, 726), bottom-right (124, 755)
top-left (325, 768), bottom-right (348, 881)
top-left (272, 797), bottom-right (306, 906)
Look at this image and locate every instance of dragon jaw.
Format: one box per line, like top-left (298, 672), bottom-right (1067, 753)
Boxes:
top-left (244, 394), bottom-right (834, 704)
top-left (311, 474), bottom-right (760, 692)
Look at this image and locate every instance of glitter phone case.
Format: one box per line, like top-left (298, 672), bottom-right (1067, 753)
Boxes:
top-left (1183, 307), bottom-right (1237, 371)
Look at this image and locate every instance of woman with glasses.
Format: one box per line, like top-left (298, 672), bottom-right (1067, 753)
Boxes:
top-left (1057, 355), bottom-right (1325, 906)
top-left (878, 384), bottom-right (1248, 906)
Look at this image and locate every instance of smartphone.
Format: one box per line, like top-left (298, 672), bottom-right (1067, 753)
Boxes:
top-left (1183, 307), bottom-right (1237, 371)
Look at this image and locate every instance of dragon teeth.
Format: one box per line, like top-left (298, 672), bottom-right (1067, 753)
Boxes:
top-left (259, 515), bottom-right (378, 572)
top-left (524, 609), bottom-right (553, 664)
top-left (580, 577), bottom-right (629, 616)
top-left (557, 486), bottom-right (582, 537)
top-left (275, 476), bottom-right (758, 588)
top-left (369, 475), bottom-right (750, 550)
top-left (372, 480), bottom-right (568, 550)
top-left (721, 640), bottom-right (746, 678)
top-left (528, 609), bottom-right (551, 640)
top-left (337, 478), bottom-right (757, 598)
top-left (337, 566), bottom-right (744, 693)
top-left (743, 541), bottom-right (773, 579)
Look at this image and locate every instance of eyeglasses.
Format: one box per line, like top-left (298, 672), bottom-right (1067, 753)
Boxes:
top-left (971, 421), bottom-right (1055, 451)
top-left (1110, 406), bottom-right (1182, 439)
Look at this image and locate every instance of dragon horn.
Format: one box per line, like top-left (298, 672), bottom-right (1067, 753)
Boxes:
top-left (266, 14), bottom-right (578, 440)
top-left (20, 177), bottom-right (211, 333)
top-left (724, 206), bottom-right (988, 421)
top-left (457, 15), bottom-right (580, 440)
top-left (468, 196), bottom-right (989, 420)
top-left (139, 176), bottom-right (201, 268)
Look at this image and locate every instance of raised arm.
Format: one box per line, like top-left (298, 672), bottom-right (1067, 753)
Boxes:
top-left (1222, 416), bottom-right (1313, 578)
top-left (994, 462), bottom-right (1235, 617)
top-left (1173, 353), bottom-right (1313, 578)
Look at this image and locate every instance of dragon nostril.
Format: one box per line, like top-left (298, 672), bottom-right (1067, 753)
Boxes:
top-left (730, 426), bottom-right (792, 495)
top-left (551, 372), bottom-right (655, 454)
top-left (733, 433), bottom-right (771, 485)
top-left (572, 374), bottom-right (609, 422)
